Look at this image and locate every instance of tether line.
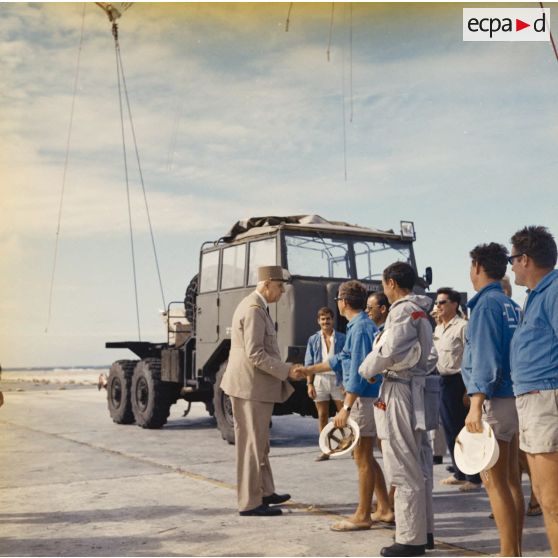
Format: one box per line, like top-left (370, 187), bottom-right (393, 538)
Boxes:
top-left (116, 44), bottom-right (166, 311)
top-left (113, 22), bottom-right (141, 340)
top-left (45, 3), bottom-right (87, 334)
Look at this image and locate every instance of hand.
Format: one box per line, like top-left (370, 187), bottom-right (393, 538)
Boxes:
top-left (334, 407), bottom-right (349, 429)
top-left (288, 364), bottom-right (305, 380)
top-left (464, 405), bottom-right (483, 433)
top-left (307, 384), bottom-right (316, 400)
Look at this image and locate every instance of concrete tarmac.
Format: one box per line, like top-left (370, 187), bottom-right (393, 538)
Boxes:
top-left (0, 383), bottom-right (551, 557)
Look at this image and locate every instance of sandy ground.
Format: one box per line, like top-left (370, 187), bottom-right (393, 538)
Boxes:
top-left (0, 370), bottom-right (552, 557)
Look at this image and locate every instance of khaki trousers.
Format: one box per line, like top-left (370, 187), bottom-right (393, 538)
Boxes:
top-left (231, 396), bottom-right (275, 512)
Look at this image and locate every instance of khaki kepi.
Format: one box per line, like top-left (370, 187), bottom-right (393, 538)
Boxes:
top-left (257, 265), bottom-right (291, 282)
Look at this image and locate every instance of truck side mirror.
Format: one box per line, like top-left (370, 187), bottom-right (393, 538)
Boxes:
top-left (423, 267), bottom-right (433, 286)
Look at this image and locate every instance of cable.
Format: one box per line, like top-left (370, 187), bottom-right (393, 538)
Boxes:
top-left (45, 3), bottom-right (87, 334)
top-left (285, 2), bottom-right (293, 32)
top-left (327, 3), bottom-right (335, 61)
top-left (540, 2), bottom-right (558, 64)
top-left (116, 44), bottom-right (167, 311)
top-left (113, 22), bottom-right (142, 341)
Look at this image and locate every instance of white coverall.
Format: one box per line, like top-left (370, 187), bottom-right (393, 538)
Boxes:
top-left (359, 294), bottom-right (436, 546)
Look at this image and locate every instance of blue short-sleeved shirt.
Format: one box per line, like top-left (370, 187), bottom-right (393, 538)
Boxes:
top-left (329, 311), bottom-right (379, 398)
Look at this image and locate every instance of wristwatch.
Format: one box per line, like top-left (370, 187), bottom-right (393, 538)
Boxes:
top-left (343, 404), bottom-right (352, 412)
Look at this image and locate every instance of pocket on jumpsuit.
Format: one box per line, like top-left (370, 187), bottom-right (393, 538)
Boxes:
top-left (374, 382), bottom-right (389, 440)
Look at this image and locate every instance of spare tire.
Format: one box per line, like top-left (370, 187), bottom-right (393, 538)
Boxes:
top-left (184, 274), bottom-right (198, 333)
top-left (131, 358), bottom-right (173, 429)
top-left (107, 360), bottom-right (137, 424)
top-left (213, 360), bottom-right (235, 444)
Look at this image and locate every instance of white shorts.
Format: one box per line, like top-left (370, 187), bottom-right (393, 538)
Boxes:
top-left (314, 374), bottom-right (344, 403)
top-left (516, 389), bottom-right (558, 454)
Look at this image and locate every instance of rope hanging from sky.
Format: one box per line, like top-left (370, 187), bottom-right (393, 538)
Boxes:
top-left (45, 2), bottom-right (87, 334)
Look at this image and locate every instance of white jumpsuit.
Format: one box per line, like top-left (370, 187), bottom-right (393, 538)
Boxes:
top-left (359, 295), bottom-right (436, 546)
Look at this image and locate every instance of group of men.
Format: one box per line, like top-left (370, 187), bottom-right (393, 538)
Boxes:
top-left (220, 225), bottom-right (558, 558)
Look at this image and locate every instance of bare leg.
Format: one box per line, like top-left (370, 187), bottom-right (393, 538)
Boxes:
top-left (348, 436), bottom-right (374, 526)
top-left (315, 400), bottom-right (330, 434)
top-left (508, 435), bottom-right (524, 553)
top-left (371, 455), bottom-right (394, 523)
top-left (519, 449), bottom-right (540, 511)
top-left (481, 439), bottom-right (522, 556)
top-left (527, 451), bottom-right (558, 556)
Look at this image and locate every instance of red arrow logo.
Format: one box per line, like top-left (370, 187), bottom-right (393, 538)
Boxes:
top-left (516, 19), bottom-right (530, 32)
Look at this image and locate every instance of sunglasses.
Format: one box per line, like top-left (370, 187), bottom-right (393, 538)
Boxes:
top-left (434, 300), bottom-right (449, 306)
top-left (334, 296), bottom-right (345, 302)
top-left (507, 253), bottom-right (525, 265)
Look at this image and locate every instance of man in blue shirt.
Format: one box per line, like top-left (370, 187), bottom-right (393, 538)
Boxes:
top-left (304, 306), bottom-right (346, 461)
top-left (509, 226), bottom-right (558, 556)
top-left (302, 280), bottom-right (391, 531)
top-left (462, 243), bottom-right (523, 557)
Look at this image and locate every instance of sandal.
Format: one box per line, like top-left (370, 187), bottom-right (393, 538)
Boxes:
top-left (526, 502), bottom-right (542, 516)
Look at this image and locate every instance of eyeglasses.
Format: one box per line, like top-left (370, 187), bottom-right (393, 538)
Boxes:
top-left (334, 296), bottom-right (345, 302)
top-left (507, 253), bottom-right (525, 265)
top-left (434, 300), bottom-right (449, 306)
top-left (366, 305), bottom-right (381, 311)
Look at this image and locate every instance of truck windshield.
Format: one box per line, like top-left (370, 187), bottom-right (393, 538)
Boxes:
top-left (285, 233), bottom-right (412, 280)
top-left (354, 240), bottom-right (412, 280)
top-left (285, 234), bottom-right (351, 278)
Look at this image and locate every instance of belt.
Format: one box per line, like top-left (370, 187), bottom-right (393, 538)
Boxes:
top-left (384, 371), bottom-right (411, 385)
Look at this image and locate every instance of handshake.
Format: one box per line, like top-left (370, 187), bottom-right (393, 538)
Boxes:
top-left (288, 364), bottom-right (311, 381)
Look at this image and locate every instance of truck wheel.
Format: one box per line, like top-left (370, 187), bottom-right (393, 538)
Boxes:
top-left (107, 360), bottom-right (137, 424)
top-left (131, 358), bottom-right (172, 428)
top-left (214, 361), bottom-right (235, 444)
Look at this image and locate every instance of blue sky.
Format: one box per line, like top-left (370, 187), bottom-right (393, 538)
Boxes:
top-left (1, 2), bottom-right (557, 367)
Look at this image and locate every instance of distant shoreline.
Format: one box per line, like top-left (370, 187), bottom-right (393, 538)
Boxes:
top-left (0, 368), bottom-right (108, 386)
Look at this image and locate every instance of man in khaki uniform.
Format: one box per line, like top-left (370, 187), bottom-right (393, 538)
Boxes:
top-left (221, 265), bottom-right (303, 517)
top-left (434, 287), bottom-right (482, 491)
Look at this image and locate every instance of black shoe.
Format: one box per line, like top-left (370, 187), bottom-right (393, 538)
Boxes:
top-left (446, 465), bottom-right (456, 474)
top-left (380, 543), bottom-right (426, 557)
top-left (426, 533), bottom-right (434, 550)
top-left (262, 492), bottom-right (291, 505)
top-left (239, 504), bottom-right (282, 516)
top-left (433, 455), bottom-right (443, 465)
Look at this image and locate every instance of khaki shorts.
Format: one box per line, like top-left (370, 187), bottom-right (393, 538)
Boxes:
top-left (351, 396), bottom-right (376, 438)
top-left (516, 389), bottom-right (558, 454)
top-left (482, 397), bottom-right (518, 443)
top-left (314, 374), bottom-right (344, 403)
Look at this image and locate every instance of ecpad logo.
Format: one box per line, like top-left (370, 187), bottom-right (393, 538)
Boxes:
top-left (463, 8), bottom-right (550, 42)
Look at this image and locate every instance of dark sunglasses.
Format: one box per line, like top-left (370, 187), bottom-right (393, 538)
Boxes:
top-left (434, 300), bottom-right (449, 306)
top-left (507, 253), bottom-right (525, 265)
top-left (334, 296), bottom-right (344, 302)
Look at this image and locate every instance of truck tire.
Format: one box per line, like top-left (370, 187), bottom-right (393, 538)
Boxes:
top-left (131, 358), bottom-right (172, 428)
top-left (184, 274), bottom-right (198, 332)
top-left (107, 359), bottom-right (137, 424)
top-left (213, 361), bottom-right (235, 444)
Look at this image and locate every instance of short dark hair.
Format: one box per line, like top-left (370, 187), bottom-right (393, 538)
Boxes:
top-left (369, 291), bottom-right (390, 310)
top-left (338, 280), bottom-right (368, 310)
top-left (511, 226), bottom-right (557, 269)
top-left (436, 287), bottom-right (461, 305)
top-left (382, 262), bottom-right (416, 291)
top-left (469, 243), bottom-right (508, 280)
top-left (317, 306), bottom-right (334, 319)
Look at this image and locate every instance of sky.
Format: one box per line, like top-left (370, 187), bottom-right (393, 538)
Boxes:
top-left (1, 2), bottom-right (557, 368)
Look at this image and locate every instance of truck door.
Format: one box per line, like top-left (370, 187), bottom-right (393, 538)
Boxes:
top-left (197, 249), bottom-right (220, 344)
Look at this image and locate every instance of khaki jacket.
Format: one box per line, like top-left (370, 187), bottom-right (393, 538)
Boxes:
top-left (221, 291), bottom-right (294, 403)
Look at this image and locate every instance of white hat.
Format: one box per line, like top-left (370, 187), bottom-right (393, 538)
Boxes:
top-left (318, 418), bottom-right (360, 457)
top-left (454, 420), bottom-right (500, 475)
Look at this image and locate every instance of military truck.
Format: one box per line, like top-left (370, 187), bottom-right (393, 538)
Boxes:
top-left (105, 215), bottom-right (432, 443)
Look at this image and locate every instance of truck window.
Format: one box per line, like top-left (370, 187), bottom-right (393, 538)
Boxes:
top-left (354, 240), bottom-right (412, 280)
top-left (247, 238), bottom-right (276, 285)
top-left (199, 250), bottom-right (220, 293)
top-left (221, 244), bottom-right (246, 290)
top-left (285, 234), bottom-right (350, 278)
